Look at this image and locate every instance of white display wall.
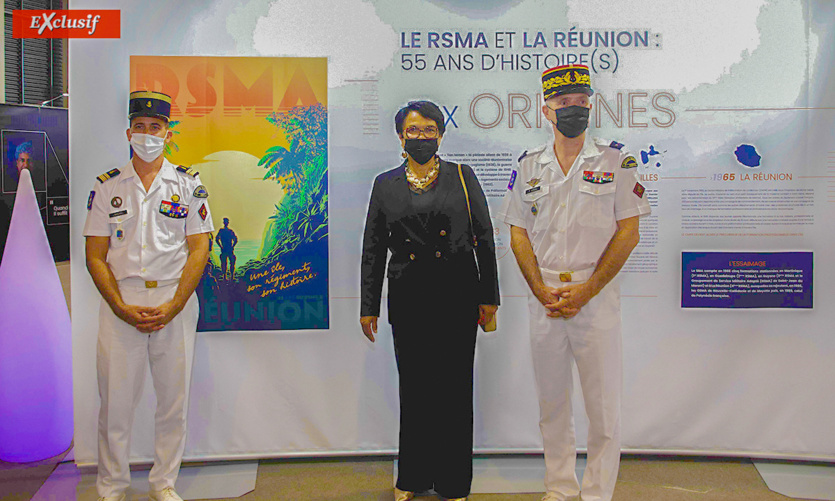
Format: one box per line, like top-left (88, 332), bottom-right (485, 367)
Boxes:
top-left (70, 0), bottom-right (835, 465)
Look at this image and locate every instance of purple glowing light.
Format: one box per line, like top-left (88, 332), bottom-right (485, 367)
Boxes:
top-left (0, 169), bottom-right (73, 462)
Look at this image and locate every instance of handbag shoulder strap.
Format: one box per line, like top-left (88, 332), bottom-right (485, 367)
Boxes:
top-left (457, 163), bottom-right (477, 248)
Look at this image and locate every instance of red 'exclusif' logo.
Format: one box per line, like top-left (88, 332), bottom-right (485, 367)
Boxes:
top-left (13, 10), bottom-right (120, 39)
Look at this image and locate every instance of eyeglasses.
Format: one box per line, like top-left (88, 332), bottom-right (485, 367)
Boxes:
top-left (403, 125), bottom-right (439, 139)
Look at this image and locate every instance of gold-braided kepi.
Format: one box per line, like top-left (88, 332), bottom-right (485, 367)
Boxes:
top-left (129, 90), bottom-right (172, 121)
top-left (541, 64), bottom-right (594, 100)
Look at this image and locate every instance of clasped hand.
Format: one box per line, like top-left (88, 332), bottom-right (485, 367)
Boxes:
top-left (539, 282), bottom-right (595, 319)
top-left (116, 301), bottom-right (182, 333)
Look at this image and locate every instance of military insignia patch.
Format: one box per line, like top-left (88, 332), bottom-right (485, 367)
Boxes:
top-left (193, 185), bottom-right (209, 198)
top-left (111, 196), bottom-right (122, 208)
top-left (115, 229), bottom-right (125, 240)
top-left (621, 156), bottom-right (638, 169)
top-left (633, 182), bottom-right (645, 198)
top-left (97, 168), bottom-right (121, 183)
top-left (171, 194), bottom-right (180, 203)
top-left (160, 200), bottom-right (189, 218)
top-left (531, 202), bottom-right (538, 215)
top-left (609, 141), bottom-right (624, 150)
top-left (508, 170), bottom-right (517, 190)
top-left (176, 165), bottom-right (198, 177)
top-left (198, 203), bottom-right (208, 221)
top-left (582, 171), bottom-right (614, 184)
top-left (526, 178), bottom-right (541, 188)
top-left (87, 191), bottom-right (95, 210)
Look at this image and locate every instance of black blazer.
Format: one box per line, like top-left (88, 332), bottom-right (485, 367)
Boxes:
top-left (361, 159), bottom-right (500, 324)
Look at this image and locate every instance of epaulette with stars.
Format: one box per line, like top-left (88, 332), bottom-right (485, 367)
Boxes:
top-left (609, 141), bottom-right (625, 150)
top-left (96, 168), bottom-right (121, 183)
top-left (176, 165), bottom-right (199, 177)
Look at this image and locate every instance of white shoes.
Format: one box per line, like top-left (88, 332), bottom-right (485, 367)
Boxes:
top-left (541, 494), bottom-right (581, 501)
top-left (149, 487), bottom-right (185, 501)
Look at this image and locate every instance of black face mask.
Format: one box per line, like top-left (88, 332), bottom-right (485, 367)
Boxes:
top-left (404, 138), bottom-right (439, 165)
top-left (552, 105), bottom-right (590, 138)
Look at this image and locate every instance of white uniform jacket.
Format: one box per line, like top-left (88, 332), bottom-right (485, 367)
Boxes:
top-left (497, 136), bottom-right (650, 274)
top-left (82, 158), bottom-right (214, 281)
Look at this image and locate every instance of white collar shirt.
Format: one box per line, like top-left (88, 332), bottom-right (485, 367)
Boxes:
top-left (82, 158), bottom-right (214, 281)
top-left (497, 134), bottom-right (650, 273)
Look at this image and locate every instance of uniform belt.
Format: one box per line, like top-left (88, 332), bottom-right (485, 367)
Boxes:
top-left (541, 267), bottom-right (595, 283)
top-left (119, 277), bottom-right (180, 289)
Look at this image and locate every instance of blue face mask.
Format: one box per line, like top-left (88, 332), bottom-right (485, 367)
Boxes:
top-left (552, 105), bottom-right (590, 138)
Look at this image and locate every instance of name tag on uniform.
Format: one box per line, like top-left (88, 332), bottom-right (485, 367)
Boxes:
top-left (160, 200), bottom-right (189, 218)
top-left (108, 207), bottom-right (132, 223)
top-left (524, 185), bottom-right (541, 195)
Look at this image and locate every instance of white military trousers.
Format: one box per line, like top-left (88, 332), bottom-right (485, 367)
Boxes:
top-left (528, 277), bottom-right (622, 501)
top-left (96, 281), bottom-right (198, 498)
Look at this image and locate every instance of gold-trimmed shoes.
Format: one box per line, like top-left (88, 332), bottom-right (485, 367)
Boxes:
top-left (394, 487), bottom-right (415, 501)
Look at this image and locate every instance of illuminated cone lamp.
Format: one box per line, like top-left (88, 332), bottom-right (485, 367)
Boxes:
top-left (0, 168), bottom-right (73, 462)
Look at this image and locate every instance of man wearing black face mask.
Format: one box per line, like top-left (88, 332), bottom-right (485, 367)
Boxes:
top-left (497, 65), bottom-right (650, 501)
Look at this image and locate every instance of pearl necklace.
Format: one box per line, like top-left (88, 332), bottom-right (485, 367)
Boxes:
top-left (406, 158), bottom-right (439, 193)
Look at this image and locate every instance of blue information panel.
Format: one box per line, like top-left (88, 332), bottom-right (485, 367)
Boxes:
top-left (681, 251), bottom-right (813, 309)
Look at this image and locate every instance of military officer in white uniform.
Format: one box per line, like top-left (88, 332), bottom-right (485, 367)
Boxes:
top-left (497, 65), bottom-right (650, 501)
top-left (83, 91), bottom-right (214, 501)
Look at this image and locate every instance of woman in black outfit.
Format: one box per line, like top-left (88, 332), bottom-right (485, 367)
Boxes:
top-left (360, 100), bottom-right (500, 501)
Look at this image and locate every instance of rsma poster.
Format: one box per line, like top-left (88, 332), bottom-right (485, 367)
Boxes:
top-left (130, 56), bottom-right (328, 331)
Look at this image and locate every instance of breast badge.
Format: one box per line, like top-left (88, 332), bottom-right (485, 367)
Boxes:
top-left (110, 196), bottom-right (122, 208)
top-left (159, 200), bottom-right (189, 218)
top-left (531, 202), bottom-right (538, 215)
top-left (583, 171), bottom-right (614, 184)
top-left (525, 177), bottom-right (543, 195)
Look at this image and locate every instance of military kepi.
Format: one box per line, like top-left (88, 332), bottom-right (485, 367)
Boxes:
top-left (129, 90), bottom-right (172, 121)
top-left (542, 64), bottom-right (594, 100)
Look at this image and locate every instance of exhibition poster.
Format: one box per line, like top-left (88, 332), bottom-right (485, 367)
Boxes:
top-left (130, 56), bottom-right (329, 331)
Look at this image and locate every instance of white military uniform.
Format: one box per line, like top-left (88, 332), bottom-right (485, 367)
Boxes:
top-left (497, 136), bottom-right (650, 501)
top-left (83, 158), bottom-right (214, 498)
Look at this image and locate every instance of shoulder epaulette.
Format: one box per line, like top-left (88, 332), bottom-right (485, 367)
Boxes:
top-left (97, 168), bottom-right (121, 183)
top-left (609, 141), bottom-right (625, 150)
top-left (176, 165), bottom-right (199, 177)
top-left (517, 150), bottom-right (529, 162)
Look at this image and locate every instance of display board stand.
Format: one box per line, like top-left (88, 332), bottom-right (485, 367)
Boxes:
top-left (754, 462), bottom-right (835, 501)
